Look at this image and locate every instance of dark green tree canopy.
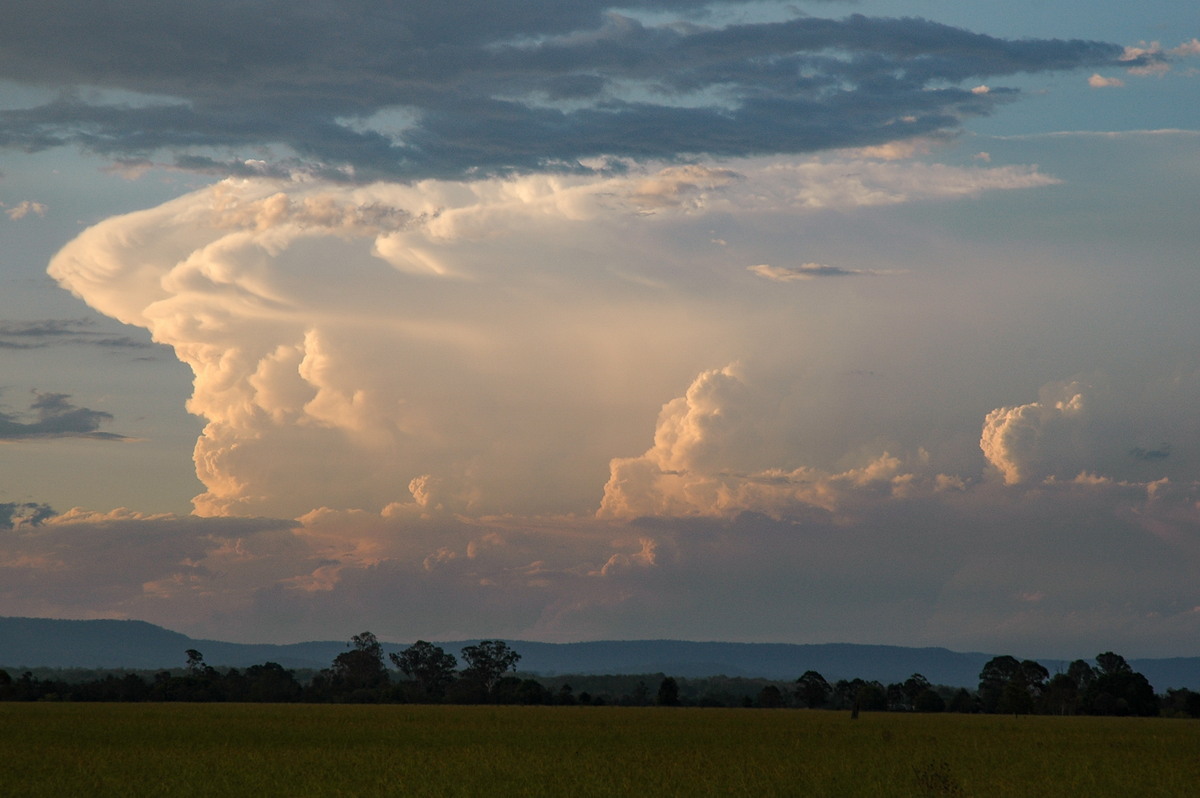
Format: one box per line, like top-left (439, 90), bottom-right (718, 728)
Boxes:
top-left (331, 631), bottom-right (389, 690)
top-left (656, 676), bottom-right (680, 707)
top-left (460, 640), bottom-right (521, 693)
top-left (978, 656), bottom-right (1047, 715)
top-left (1095, 651), bottom-right (1132, 676)
top-left (796, 670), bottom-right (832, 709)
top-left (391, 640), bottom-right (458, 698)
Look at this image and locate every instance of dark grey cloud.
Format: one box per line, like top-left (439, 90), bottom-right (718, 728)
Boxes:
top-left (0, 502), bottom-right (54, 529)
top-left (0, 1), bottom-right (1131, 180)
top-left (0, 319), bottom-right (155, 351)
top-left (0, 391), bottom-right (127, 441)
top-left (1130, 445), bottom-right (1170, 461)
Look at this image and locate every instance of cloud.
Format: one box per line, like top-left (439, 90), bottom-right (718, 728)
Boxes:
top-left (0, 502), bottom-right (54, 529)
top-left (980, 372), bottom-right (1200, 486)
top-left (597, 364), bottom-right (952, 520)
top-left (0, 319), bottom-right (155, 351)
top-left (0, 391), bottom-right (128, 441)
top-left (1169, 39), bottom-right (1200, 57)
top-left (748, 262), bottom-right (885, 281)
top-left (3, 474), bottom-right (1198, 655)
top-left (1088, 73), bottom-right (1125, 88)
top-left (0, 508), bottom-right (298, 626)
top-left (0, 3), bottom-right (1126, 179)
top-left (980, 381), bottom-right (1088, 485)
top-left (4, 200), bottom-right (47, 219)
top-left (47, 157), bottom-right (1058, 517)
top-left (1130, 445), bottom-right (1170, 462)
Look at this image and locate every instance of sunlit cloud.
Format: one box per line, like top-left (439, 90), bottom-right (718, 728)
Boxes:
top-left (48, 156), bottom-right (1059, 517)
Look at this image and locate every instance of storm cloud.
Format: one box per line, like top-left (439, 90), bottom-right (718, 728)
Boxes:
top-left (0, 1), bottom-right (1130, 179)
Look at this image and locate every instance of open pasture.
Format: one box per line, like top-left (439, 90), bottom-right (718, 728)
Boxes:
top-left (1, 703), bottom-right (1197, 797)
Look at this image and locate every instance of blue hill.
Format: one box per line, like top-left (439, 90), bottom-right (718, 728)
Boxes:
top-left (1, 616), bottom-right (1195, 689)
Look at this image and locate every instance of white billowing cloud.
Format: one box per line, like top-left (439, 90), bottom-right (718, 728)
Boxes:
top-left (48, 156), bottom-right (1059, 518)
top-left (598, 365), bottom-right (954, 520)
top-left (1088, 73), bottom-right (1126, 88)
top-left (980, 381), bottom-right (1088, 485)
top-left (604, 359), bottom-right (1200, 520)
top-left (979, 368), bottom-right (1200, 487)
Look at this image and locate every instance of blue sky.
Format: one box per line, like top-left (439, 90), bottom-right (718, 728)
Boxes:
top-left (1, 1), bottom-right (1198, 659)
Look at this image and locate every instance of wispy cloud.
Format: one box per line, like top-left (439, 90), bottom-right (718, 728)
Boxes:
top-left (1088, 73), bottom-right (1125, 88)
top-left (3, 199), bottom-right (46, 220)
top-left (0, 319), bottom-right (154, 351)
top-left (748, 262), bottom-right (889, 281)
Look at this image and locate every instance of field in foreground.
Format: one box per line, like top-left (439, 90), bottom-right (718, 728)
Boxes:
top-left (1, 704), bottom-right (1197, 797)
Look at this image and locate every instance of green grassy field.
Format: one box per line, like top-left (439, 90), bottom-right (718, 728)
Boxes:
top-left (1, 704), bottom-right (1197, 797)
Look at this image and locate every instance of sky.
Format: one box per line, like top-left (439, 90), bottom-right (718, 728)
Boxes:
top-left (1, 0), bottom-right (1199, 660)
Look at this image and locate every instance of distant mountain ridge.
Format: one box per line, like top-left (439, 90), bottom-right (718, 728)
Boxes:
top-left (1, 616), bottom-right (1196, 689)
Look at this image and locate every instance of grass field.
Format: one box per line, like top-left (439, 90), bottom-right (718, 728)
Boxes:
top-left (1, 703), bottom-right (1197, 797)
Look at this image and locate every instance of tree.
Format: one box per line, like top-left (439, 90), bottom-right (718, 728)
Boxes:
top-left (185, 649), bottom-right (207, 675)
top-left (1043, 673), bottom-right (1080, 715)
top-left (854, 681), bottom-right (888, 712)
top-left (460, 641), bottom-right (521, 696)
top-left (631, 680), bottom-right (650, 706)
top-left (242, 662), bottom-right (301, 702)
top-left (1095, 651), bottom-right (1132, 677)
top-left (796, 670), bottom-right (831, 709)
top-left (1083, 652), bottom-right (1158, 717)
top-left (978, 655), bottom-right (1021, 713)
top-left (947, 688), bottom-right (976, 713)
top-left (902, 674), bottom-right (932, 710)
top-left (1067, 658), bottom-right (1097, 689)
top-left (913, 688), bottom-right (945, 713)
top-left (390, 641), bottom-right (457, 700)
top-left (978, 656), bottom-right (1046, 715)
top-left (331, 631), bottom-right (390, 693)
top-left (656, 676), bottom-right (680, 706)
top-left (757, 685), bottom-right (784, 708)
top-left (1162, 688), bottom-right (1200, 718)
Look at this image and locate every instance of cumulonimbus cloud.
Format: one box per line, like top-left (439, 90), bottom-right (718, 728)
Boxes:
top-left (47, 158), bottom-right (1059, 518)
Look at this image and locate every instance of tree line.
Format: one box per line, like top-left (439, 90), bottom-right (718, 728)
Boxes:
top-left (1, 635), bottom-right (1197, 717)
